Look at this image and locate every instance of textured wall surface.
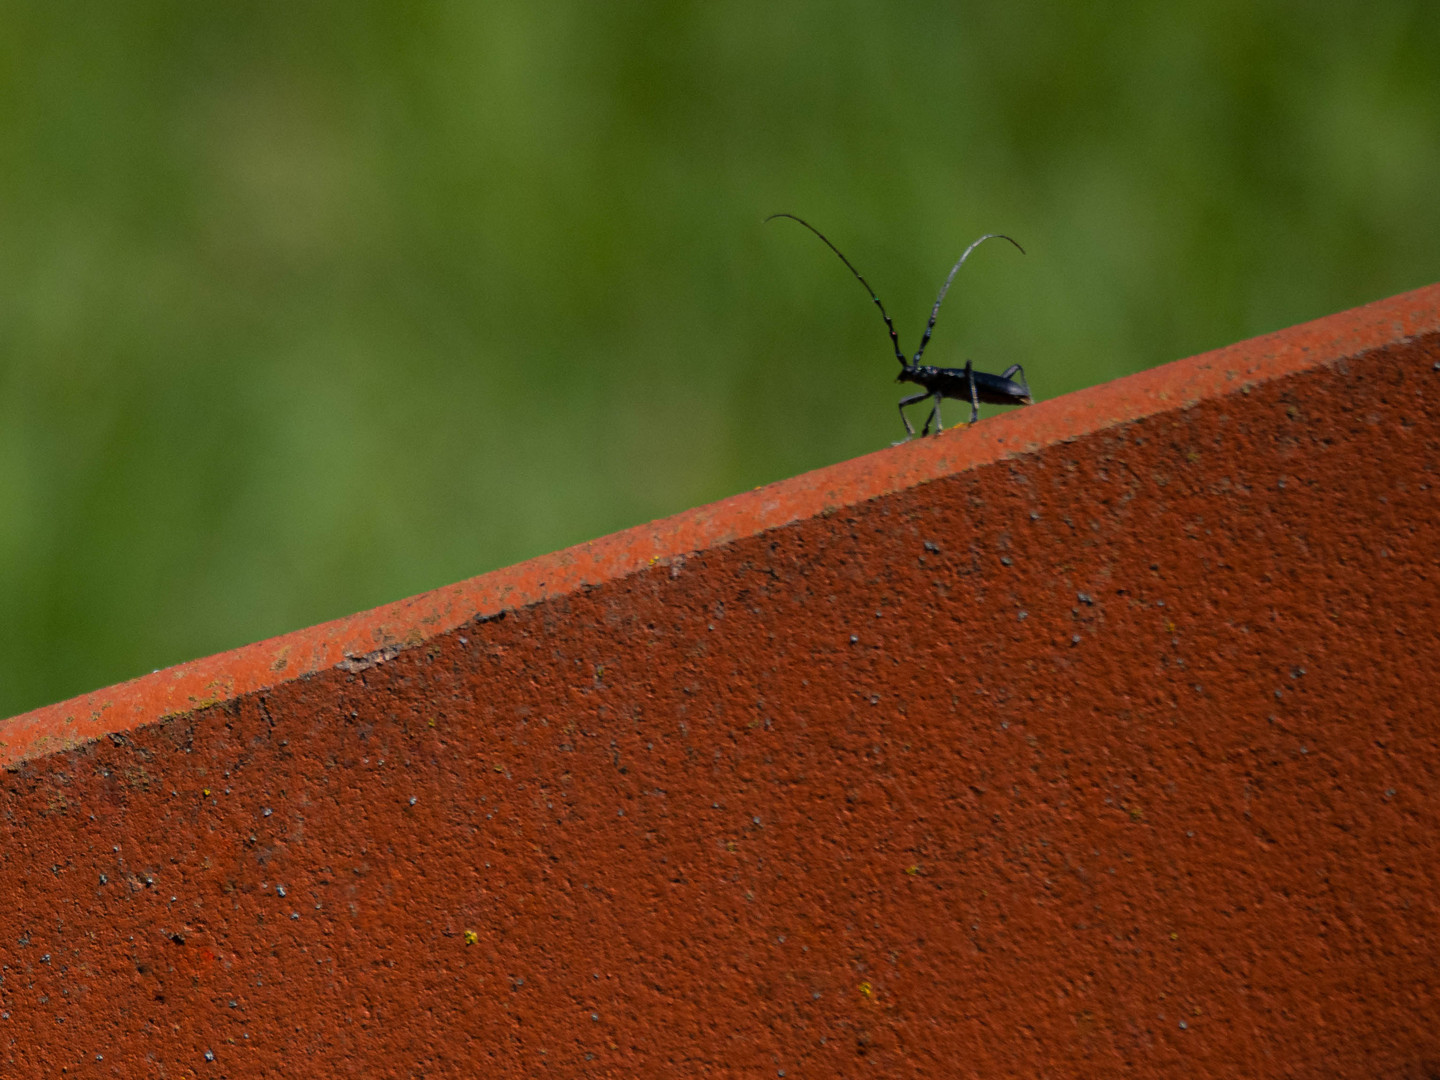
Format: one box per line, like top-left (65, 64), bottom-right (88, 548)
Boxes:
top-left (2, 285), bottom-right (1438, 1077)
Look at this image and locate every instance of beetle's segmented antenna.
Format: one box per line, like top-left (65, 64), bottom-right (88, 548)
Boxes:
top-left (766, 213), bottom-right (908, 369)
top-left (913, 234), bottom-right (1025, 365)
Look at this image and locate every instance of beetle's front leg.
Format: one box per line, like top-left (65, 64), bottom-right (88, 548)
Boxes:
top-left (896, 391), bottom-right (929, 442)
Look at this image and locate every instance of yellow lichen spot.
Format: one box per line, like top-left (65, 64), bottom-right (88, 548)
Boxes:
top-left (1128, 806), bottom-right (1144, 821)
top-left (464, 930), bottom-right (478, 946)
top-left (202, 788), bottom-right (211, 797)
top-left (1186, 450), bottom-right (1200, 463)
top-left (905, 865), bottom-right (920, 875)
top-left (428, 719), bottom-right (436, 728)
top-left (493, 764), bottom-right (505, 773)
top-left (1170, 932), bottom-right (1179, 940)
top-left (1165, 619), bottom-right (1177, 634)
top-left (858, 981), bottom-right (874, 998)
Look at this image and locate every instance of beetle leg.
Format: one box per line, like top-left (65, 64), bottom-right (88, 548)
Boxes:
top-left (966, 360), bottom-right (981, 424)
top-left (921, 392), bottom-right (945, 436)
top-left (897, 392), bottom-right (929, 440)
top-left (1000, 363), bottom-right (1029, 396)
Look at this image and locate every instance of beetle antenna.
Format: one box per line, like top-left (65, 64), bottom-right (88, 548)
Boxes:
top-left (767, 213), bottom-right (908, 369)
top-left (913, 234), bottom-right (1024, 365)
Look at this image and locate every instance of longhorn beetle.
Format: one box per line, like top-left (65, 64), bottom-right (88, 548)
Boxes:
top-left (767, 213), bottom-right (1030, 439)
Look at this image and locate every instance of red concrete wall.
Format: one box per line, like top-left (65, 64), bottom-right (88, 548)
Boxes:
top-left (3, 284), bottom-right (1439, 1078)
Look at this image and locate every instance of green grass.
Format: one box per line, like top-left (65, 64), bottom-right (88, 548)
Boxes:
top-left (2, 0), bottom-right (1437, 716)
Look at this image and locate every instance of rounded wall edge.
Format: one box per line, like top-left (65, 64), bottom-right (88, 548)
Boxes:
top-left (3, 281), bottom-right (1438, 767)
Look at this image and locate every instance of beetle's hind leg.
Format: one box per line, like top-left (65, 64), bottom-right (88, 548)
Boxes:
top-left (966, 360), bottom-right (981, 425)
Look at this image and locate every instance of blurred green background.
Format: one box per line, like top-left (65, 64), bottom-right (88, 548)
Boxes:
top-left (2, 1), bottom-right (1437, 717)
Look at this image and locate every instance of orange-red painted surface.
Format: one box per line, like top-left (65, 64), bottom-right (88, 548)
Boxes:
top-left (2, 283), bottom-right (1438, 1076)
